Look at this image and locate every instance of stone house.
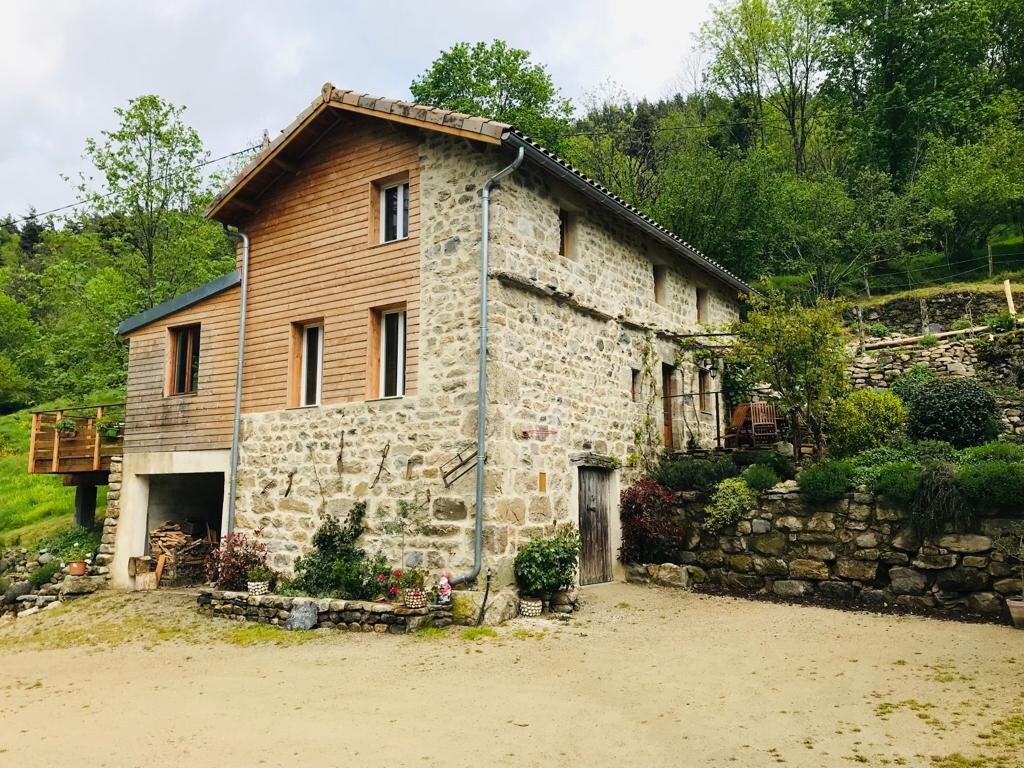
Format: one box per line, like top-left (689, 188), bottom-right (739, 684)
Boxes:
top-left (104, 84), bottom-right (750, 591)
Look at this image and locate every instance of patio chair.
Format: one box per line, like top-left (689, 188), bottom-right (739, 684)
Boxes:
top-left (723, 403), bottom-right (751, 448)
top-left (750, 402), bottom-right (780, 446)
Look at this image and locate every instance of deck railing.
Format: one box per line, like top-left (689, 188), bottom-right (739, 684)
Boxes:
top-left (28, 402), bottom-right (126, 475)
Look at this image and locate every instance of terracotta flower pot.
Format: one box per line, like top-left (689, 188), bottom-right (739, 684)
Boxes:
top-left (1008, 597), bottom-right (1024, 629)
top-left (68, 560), bottom-right (87, 577)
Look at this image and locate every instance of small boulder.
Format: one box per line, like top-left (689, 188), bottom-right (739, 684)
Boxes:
top-left (2, 581), bottom-right (31, 605)
top-left (966, 592), bottom-right (1003, 616)
top-left (773, 580), bottom-right (814, 598)
top-left (654, 563), bottom-right (688, 588)
top-left (58, 576), bottom-right (105, 598)
top-left (285, 602), bottom-right (318, 631)
top-left (818, 581), bottom-right (856, 602)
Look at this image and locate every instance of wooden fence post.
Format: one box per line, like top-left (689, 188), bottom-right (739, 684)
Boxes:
top-left (51, 410), bottom-right (62, 473)
top-left (27, 412), bottom-right (38, 473)
top-left (92, 406), bottom-right (104, 471)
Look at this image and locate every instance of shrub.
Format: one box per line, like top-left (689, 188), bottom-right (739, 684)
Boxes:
top-left (732, 450), bottom-right (797, 480)
top-left (906, 379), bottom-right (1000, 448)
top-left (619, 480), bottom-right (688, 563)
top-left (29, 562), bottom-right (60, 588)
top-left (703, 477), bottom-right (758, 534)
top-left (957, 440), bottom-right (1024, 465)
top-left (826, 389), bottom-right (905, 458)
top-left (910, 439), bottom-right (958, 463)
top-left (911, 462), bottom-right (971, 539)
top-left (983, 310), bottom-right (1017, 332)
top-left (205, 531), bottom-right (269, 591)
top-left (651, 454), bottom-right (738, 494)
top-left (919, 334), bottom-right (940, 348)
top-left (743, 464), bottom-right (780, 492)
top-left (513, 527), bottom-right (581, 597)
top-left (872, 462), bottom-right (922, 506)
top-left (798, 460), bottom-right (853, 503)
top-left (950, 318), bottom-right (972, 331)
top-left (849, 446), bottom-right (913, 487)
top-left (34, 525), bottom-right (101, 562)
top-left (956, 461), bottom-right (1024, 514)
top-left (247, 565), bottom-right (274, 583)
top-left (867, 322), bottom-right (890, 338)
top-left (889, 364), bottom-right (935, 404)
top-left (290, 503), bottom-right (376, 599)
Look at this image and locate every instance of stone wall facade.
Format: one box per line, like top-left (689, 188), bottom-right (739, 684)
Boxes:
top-left (95, 455), bottom-right (122, 570)
top-left (197, 590), bottom-right (453, 634)
top-left (626, 487), bottom-right (1021, 623)
top-left (847, 337), bottom-right (1024, 434)
top-left (232, 134), bottom-right (742, 586)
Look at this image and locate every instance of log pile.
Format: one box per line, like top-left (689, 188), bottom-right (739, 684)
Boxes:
top-left (148, 523), bottom-right (214, 586)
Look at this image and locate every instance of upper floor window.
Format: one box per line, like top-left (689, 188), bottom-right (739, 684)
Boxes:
top-left (696, 286), bottom-right (710, 323)
top-left (558, 208), bottom-right (573, 257)
top-left (168, 324), bottom-right (200, 395)
top-left (370, 306), bottom-right (406, 398)
top-left (291, 321), bottom-right (323, 407)
top-left (653, 265), bottom-right (668, 305)
top-left (380, 181), bottom-right (409, 243)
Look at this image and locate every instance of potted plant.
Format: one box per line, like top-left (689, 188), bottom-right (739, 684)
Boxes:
top-left (394, 567), bottom-right (428, 608)
top-left (513, 526), bottom-right (582, 618)
top-left (55, 418), bottom-right (78, 438)
top-left (993, 523), bottom-right (1024, 629)
top-left (95, 414), bottom-right (124, 442)
top-left (247, 565), bottom-right (274, 596)
top-left (65, 539), bottom-right (93, 576)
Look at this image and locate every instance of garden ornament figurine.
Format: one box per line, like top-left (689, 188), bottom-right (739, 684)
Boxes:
top-left (437, 572), bottom-right (452, 604)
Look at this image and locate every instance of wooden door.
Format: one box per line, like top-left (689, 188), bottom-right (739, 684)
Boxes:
top-left (578, 467), bottom-right (612, 585)
top-left (662, 364), bottom-right (675, 450)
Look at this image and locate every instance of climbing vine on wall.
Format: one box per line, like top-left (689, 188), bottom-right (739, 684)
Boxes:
top-left (628, 334), bottom-right (662, 473)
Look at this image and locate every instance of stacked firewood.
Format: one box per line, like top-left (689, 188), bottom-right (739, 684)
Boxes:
top-left (148, 523), bottom-right (214, 585)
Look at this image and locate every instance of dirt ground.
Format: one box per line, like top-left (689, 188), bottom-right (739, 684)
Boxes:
top-left (1, 583), bottom-right (1021, 768)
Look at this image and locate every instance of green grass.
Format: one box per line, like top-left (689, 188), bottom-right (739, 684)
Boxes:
top-left (0, 391), bottom-right (120, 548)
top-left (460, 626), bottom-right (498, 641)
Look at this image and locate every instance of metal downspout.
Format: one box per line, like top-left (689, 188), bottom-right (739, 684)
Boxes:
top-left (450, 146), bottom-right (524, 587)
top-left (224, 226), bottom-right (250, 533)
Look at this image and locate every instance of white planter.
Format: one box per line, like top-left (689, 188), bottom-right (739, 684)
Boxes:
top-left (519, 597), bottom-right (543, 617)
top-left (247, 581), bottom-right (269, 597)
top-left (1008, 597), bottom-right (1024, 629)
top-left (403, 590), bottom-right (427, 609)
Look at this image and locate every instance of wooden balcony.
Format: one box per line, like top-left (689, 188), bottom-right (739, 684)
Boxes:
top-left (28, 403), bottom-right (125, 478)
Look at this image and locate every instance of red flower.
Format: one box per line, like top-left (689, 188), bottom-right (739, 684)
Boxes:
top-left (393, 569), bottom-right (402, 578)
top-left (377, 573), bottom-right (386, 582)
top-left (389, 586), bottom-right (398, 595)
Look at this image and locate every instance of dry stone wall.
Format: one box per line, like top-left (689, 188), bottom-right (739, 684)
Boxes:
top-left (627, 487), bottom-right (1021, 623)
top-left (849, 290), bottom-right (1023, 336)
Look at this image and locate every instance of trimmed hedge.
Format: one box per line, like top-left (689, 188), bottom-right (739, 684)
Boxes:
top-left (651, 454), bottom-right (738, 494)
top-left (872, 461), bottom-right (922, 506)
top-left (907, 379), bottom-right (999, 448)
top-left (743, 463), bottom-right (780, 492)
top-left (798, 460), bottom-right (853, 503)
top-left (826, 389), bottom-right (905, 458)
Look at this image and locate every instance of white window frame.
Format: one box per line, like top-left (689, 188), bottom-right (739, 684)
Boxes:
top-left (378, 309), bottom-right (406, 398)
top-left (299, 323), bottom-right (323, 407)
top-left (379, 181), bottom-right (409, 244)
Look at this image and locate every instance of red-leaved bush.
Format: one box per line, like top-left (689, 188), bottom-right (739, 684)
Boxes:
top-left (619, 480), bottom-right (689, 564)
top-left (205, 531), bottom-right (270, 591)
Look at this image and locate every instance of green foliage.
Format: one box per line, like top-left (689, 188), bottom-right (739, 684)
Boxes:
top-left (731, 292), bottom-right (849, 453)
top-left (703, 477), bottom-right (758, 534)
top-left (732, 449), bottom-right (797, 480)
top-left (910, 462), bottom-right (971, 539)
top-left (0, 577), bottom-right (9, 593)
top-left (950, 318), bottom-right (972, 331)
top-left (907, 379), bottom-right (1000, 448)
top-left (34, 525), bottom-right (101, 561)
top-left (291, 503), bottom-right (383, 599)
top-left (29, 561), bottom-right (60, 588)
top-left (974, 329), bottom-right (1024, 388)
top-left (798, 460), bottom-right (853, 503)
top-left (872, 462), bottom-right (922, 506)
top-left (513, 527), bottom-right (581, 597)
top-left (721, 359), bottom-right (757, 411)
top-left (890, 364), bottom-right (936, 404)
top-left (651, 454), bottom-right (738, 494)
top-left (983, 310), bottom-right (1018, 333)
top-left (826, 389), bottom-right (905, 458)
top-left (867, 322), bottom-right (890, 337)
top-left (743, 463), bottom-right (780, 492)
top-left (919, 334), bottom-right (940, 348)
top-left (955, 461), bottom-right (1024, 513)
top-left (410, 40), bottom-right (573, 149)
top-left (246, 565), bottom-right (274, 583)
top-left (958, 440), bottom-right (1024, 464)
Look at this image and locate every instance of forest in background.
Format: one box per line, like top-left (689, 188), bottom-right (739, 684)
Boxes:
top-left (2, 0), bottom-right (1024, 415)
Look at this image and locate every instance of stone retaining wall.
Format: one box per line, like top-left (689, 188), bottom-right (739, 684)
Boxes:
top-left (847, 338), bottom-right (1024, 434)
top-left (625, 487), bottom-right (1022, 623)
top-left (95, 455), bottom-right (121, 570)
top-left (848, 290), bottom-right (1023, 336)
top-left (197, 590), bottom-right (454, 634)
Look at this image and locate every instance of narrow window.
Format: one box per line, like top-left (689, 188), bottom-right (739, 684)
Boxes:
top-left (169, 324), bottom-right (200, 395)
top-left (653, 265), bottom-right (668, 305)
top-left (377, 309), bottom-right (406, 398)
top-left (699, 368), bottom-right (712, 413)
top-left (290, 321), bottom-right (323, 407)
top-left (380, 181), bottom-right (409, 243)
top-left (662, 363), bottom-right (675, 451)
top-left (696, 286), bottom-right (710, 323)
top-left (630, 368), bottom-right (642, 402)
top-left (558, 209), bottom-right (571, 257)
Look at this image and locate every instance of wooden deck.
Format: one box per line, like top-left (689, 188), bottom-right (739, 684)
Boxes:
top-left (28, 403), bottom-right (125, 478)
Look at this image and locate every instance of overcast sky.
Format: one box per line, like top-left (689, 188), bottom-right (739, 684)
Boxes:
top-left (0, 0), bottom-right (713, 219)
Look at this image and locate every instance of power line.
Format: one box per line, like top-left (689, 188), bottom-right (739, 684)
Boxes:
top-left (5, 144), bottom-right (260, 227)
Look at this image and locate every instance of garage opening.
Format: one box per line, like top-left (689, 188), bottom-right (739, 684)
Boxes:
top-left (144, 472), bottom-right (224, 585)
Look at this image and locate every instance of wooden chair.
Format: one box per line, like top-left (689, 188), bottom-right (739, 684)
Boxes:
top-left (724, 403), bottom-right (751, 448)
top-left (750, 402), bottom-right (780, 446)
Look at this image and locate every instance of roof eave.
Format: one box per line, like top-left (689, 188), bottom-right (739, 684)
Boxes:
top-left (117, 270), bottom-right (241, 336)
